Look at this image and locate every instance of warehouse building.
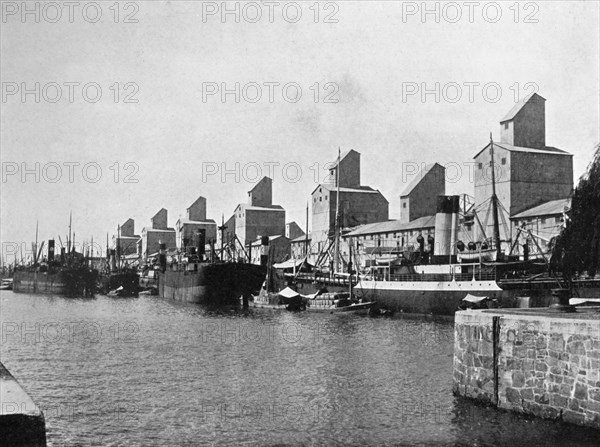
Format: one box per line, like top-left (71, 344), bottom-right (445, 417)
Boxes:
top-left (473, 93), bottom-right (573, 248)
top-left (311, 149), bottom-right (389, 255)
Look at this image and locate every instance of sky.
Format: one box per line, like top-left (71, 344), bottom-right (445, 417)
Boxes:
top-left (1, 1), bottom-right (599, 263)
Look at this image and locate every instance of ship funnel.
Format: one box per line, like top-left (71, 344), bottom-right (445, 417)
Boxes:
top-left (109, 249), bottom-right (117, 272)
top-left (196, 229), bottom-right (206, 257)
top-left (158, 242), bottom-right (167, 272)
top-left (260, 236), bottom-right (269, 267)
top-left (48, 240), bottom-right (55, 261)
top-left (433, 195), bottom-right (460, 263)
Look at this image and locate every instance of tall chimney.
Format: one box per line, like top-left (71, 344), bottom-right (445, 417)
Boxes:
top-left (260, 236), bottom-right (269, 267)
top-left (433, 196), bottom-right (460, 262)
top-left (48, 240), bottom-right (55, 261)
top-left (159, 242), bottom-right (167, 272)
top-left (109, 249), bottom-right (117, 272)
top-left (196, 229), bottom-right (206, 257)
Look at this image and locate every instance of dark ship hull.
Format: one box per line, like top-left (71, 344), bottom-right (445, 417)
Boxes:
top-left (13, 269), bottom-right (97, 297)
top-left (159, 262), bottom-right (266, 305)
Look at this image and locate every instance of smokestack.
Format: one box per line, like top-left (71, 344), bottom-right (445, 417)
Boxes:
top-left (417, 233), bottom-right (424, 258)
top-left (48, 240), bottom-right (55, 261)
top-left (433, 196), bottom-right (460, 262)
top-left (260, 236), bottom-right (269, 267)
top-left (196, 229), bottom-right (206, 257)
top-left (110, 249), bottom-right (117, 272)
top-left (159, 242), bottom-right (167, 272)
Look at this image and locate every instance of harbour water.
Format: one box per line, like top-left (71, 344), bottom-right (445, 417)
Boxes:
top-left (1, 291), bottom-right (598, 446)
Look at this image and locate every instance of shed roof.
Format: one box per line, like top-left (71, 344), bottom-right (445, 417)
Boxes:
top-left (142, 227), bottom-right (176, 233)
top-left (116, 235), bottom-right (141, 240)
top-left (473, 141), bottom-right (570, 159)
top-left (345, 215), bottom-right (435, 237)
top-left (311, 183), bottom-right (383, 196)
top-left (176, 218), bottom-right (217, 225)
top-left (511, 198), bottom-right (571, 220)
top-left (235, 204), bottom-right (285, 212)
top-left (291, 233), bottom-right (311, 243)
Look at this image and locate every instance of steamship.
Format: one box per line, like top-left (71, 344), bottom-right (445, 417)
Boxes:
top-left (157, 231), bottom-right (266, 306)
top-left (353, 140), bottom-right (600, 315)
top-left (13, 238), bottom-right (98, 297)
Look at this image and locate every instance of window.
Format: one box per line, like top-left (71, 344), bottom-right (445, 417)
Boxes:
top-left (501, 158), bottom-right (506, 165)
top-left (325, 195), bottom-right (328, 200)
top-left (555, 216), bottom-right (563, 223)
top-left (504, 122), bottom-right (509, 130)
top-left (478, 163), bottom-right (483, 170)
top-left (541, 218), bottom-right (546, 224)
top-left (402, 202), bottom-right (407, 208)
top-left (319, 197), bottom-right (322, 202)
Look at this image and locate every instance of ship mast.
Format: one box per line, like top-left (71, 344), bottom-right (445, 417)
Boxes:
top-left (305, 201), bottom-right (309, 260)
top-left (489, 134), bottom-right (502, 261)
top-left (218, 214), bottom-right (226, 261)
top-left (68, 211), bottom-right (72, 258)
top-left (34, 221), bottom-right (39, 264)
top-left (333, 147), bottom-right (341, 274)
top-left (117, 224), bottom-right (121, 269)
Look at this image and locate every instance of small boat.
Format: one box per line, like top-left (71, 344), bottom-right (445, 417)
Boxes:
top-left (106, 286), bottom-right (134, 297)
top-left (138, 289), bottom-right (158, 296)
top-left (0, 278), bottom-right (13, 290)
top-left (248, 285), bottom-right (305, 311)
top-left (305, 291), bottom-right (373, 314)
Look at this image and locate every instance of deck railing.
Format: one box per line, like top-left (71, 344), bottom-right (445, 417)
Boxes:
top-left (371, 272), bottom-right (498, 282)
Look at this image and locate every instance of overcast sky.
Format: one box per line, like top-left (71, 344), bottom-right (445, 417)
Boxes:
top-left (1, 1), bottom-right (599, 262)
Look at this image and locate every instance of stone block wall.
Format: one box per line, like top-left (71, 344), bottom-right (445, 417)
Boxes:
top-left (453, 310), bottom-right (600, 429)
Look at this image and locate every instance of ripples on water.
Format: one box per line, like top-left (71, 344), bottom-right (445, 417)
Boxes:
top-left (1, 292), bottom-right (598, 446)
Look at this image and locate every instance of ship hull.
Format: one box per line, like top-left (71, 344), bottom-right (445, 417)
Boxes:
top-left (291, 275), bottom-right (354, 295)
top-left (12, 270), bottom-right (97, 296)
top-left (159, 263), bottom-right (266, 305)
top-left (354, 278), bottom-right (600, 316)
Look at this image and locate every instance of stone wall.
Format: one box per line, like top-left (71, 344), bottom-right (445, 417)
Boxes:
top-left (453, 309), bottom-right (600, 429)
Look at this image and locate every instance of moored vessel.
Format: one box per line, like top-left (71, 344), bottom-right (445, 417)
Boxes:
top-left (352, 138), bottom-right (600, 315)
top-left (157, 229), bottom-right (266, 306)
top-left (12, 220), bottom-right (98, 297)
